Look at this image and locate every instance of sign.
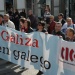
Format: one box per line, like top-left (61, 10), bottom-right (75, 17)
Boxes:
top-left (58, 39), bottom-right (75, 75)
top-left (0, 26), bottom-right (75, 75)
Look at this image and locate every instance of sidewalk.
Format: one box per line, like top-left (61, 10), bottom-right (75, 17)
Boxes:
top-left (0, 59), bottom-right (8, 65)
top-left (0, 59), bottom-right (38, 75)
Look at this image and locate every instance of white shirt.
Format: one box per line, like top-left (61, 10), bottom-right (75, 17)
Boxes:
top-left (59, 19), bottom-right (62, 23)
top-left (3, 20), bottom-right (15, 29)
top-left (61, 22), bottom-right (75, 33)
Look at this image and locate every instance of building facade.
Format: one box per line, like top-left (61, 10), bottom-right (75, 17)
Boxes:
top-left (0, 0), bottom-right (75, 20)
top-left (59, 0), bottom-right (75, 20)
top-left (0, 0), bottom-right (34, 14)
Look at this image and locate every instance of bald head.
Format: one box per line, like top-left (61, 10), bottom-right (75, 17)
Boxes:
top-left (4, 14), bottom-right (9, 22)
top-left (66, 17), bottom-right (73, 25)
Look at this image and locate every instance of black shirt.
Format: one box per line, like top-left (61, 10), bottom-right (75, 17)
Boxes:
top-left (52, 30), bottom-right (65, 40)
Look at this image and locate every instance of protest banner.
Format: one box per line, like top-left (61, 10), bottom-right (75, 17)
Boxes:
top-left (0, 26), bottom-right (59, 75)
top-left (0, 26), bottom-right (75, 75)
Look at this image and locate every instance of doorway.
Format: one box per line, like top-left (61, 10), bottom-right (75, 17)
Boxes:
top-left (5, 0), bottom-right (13, 12)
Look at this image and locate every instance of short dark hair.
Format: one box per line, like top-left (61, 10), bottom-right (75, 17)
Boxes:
top-left (38, 21), bottom-right (45, 27)
top-left (20, 18), bottom-right (31, 28)
top-left (58, 13), bottom-right (64, 18)
top-left (20, 18), bottom-right (26, 23)
top-left (56, 22), bottom-right (62, 26)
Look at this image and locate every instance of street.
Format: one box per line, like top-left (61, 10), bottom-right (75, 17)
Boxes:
top-left (0, 59), bottom-right (38, 75)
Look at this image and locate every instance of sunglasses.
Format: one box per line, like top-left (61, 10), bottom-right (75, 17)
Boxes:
top-left (38, 24), bottom-right (42, 26)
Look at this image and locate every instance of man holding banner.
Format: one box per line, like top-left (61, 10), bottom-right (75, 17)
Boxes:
top-left (52, 22), bottom-right (65, 40)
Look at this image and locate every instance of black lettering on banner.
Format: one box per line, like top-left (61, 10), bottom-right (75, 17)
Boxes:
top-left (3, 47), bottom-right (6, 54)
top-left (40, 56), bottom-right (44, 68)
top-left (13, 50), bottom-right (20, 60)
top-left (21, 52), bottom-right (26, 60)
top-left (44, 60), bottom-right (51, 69)
top-left (12, 49), bottom-right (51, 70)
top-left (0, 46), bottom-right (10, 55)
top-left (6, 47), bottom-right (10, 55)
top-left (40, 56), bottom-right (51, 69)
top-left (30, 55), bottom-right (38, 63)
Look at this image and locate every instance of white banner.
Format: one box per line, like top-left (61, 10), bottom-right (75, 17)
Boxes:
top-left (58, 39), bottom-right (75, 75)
top-left (0, 26), bottom-right (75, 75)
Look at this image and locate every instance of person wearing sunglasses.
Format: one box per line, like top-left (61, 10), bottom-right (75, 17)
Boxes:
top-left (36, 21), bottom-right (48, 75)
top-left (36, 21), bottom-right (48, 34)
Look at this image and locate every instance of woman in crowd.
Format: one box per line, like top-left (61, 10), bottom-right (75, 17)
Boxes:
top-left (36, 21), bottom-right (48, 75)
top-left (19, 18), bottom-right (33, 70)
top-left (20, 18), bottom-right (33, 33)
top-left (36, 21), bottom-right (48, 33)
top-left (47, 15), bottom-right (56, 34)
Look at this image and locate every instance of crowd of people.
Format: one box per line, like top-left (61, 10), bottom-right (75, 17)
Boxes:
top-left (0, 8), bottom-right (75, 42)
top-left (0, 7), bottom-right (75, 75)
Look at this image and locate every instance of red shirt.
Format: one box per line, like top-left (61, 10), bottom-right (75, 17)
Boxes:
top-left (48, 21), bottom-right (56, 34)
